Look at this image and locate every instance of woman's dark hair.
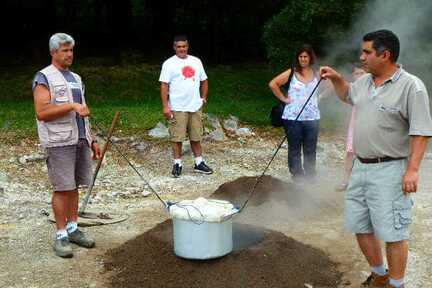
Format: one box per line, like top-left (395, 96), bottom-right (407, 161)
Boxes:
top-left (294, 44), bottom-right (316, 72)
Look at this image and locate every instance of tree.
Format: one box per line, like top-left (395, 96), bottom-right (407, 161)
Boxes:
top-left (262, 0), bottom-right (367, 71)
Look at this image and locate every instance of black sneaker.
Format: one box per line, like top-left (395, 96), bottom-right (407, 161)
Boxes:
top-left (194, 161), bottom-right (213, 174)
top-left (171, 163), bottom-right (182, 178)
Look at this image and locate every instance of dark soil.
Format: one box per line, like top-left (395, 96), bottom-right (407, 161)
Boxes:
top-left (103, 176), bottom-right (342, 288)
top-left (210, 175), bottom-right (301, 207)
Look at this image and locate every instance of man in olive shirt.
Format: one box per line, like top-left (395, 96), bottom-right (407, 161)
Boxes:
top-left (320, 30), bottom-right (432, 288)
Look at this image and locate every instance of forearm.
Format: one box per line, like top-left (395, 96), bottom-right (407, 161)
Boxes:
top-left (36, 103), bottom-right (76, 122)
top-left (407, 136), bottom-right (429, 172)
top-left (160, 84), bottom-right (170, 109)
top-left (269, 82), bottom-right (287, 101)
top-left (330, 76), bottom-right (350, 103)
top-left (200, 80), bottom-right (208, 101)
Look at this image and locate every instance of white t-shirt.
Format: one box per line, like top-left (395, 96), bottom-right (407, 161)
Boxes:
top-left (159, 55), bottom-right (208, 112)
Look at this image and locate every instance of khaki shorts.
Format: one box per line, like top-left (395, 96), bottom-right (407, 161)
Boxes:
top-left (344, 158), bottom-right (413, 242)
top-left (46, 139), bottom-right (92, 192)
top-left (168, 109), bottom-right (203, 142)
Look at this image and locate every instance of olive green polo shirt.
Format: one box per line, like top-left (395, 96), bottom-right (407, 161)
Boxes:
top-left (348, 66), bottom-right (432, 158)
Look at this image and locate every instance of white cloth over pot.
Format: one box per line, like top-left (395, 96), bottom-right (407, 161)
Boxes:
top-left (169, 197), bottom-right (238, 223)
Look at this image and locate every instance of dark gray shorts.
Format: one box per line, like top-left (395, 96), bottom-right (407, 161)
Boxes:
top-left (46, 139), bottom-right (92, 192)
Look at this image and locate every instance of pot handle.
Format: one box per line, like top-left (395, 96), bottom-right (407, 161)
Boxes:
top-left (222, 207), bottom-right (241, 221)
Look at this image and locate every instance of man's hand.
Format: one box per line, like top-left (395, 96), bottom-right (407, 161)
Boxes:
top-left (163, 106), bottom-right (173, 120)
top-left (319, 66), bottom-right (350, 103)
top-left (319, 66), bottom-right (341, 80)
top-left (91, 142), bottom-right (102, 160)
top-left (74, 104), bottom-right (90, 117)
top-left (402, 168), bottom-right (418, 194)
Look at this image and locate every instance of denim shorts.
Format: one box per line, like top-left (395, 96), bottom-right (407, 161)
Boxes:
top-left (344, 158), bottom-right (413, 242)
top-left (46, 139), bottom-right (92, 192)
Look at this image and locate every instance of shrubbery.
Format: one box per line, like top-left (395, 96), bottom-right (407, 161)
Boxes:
top-left (262, 0), bottom-right (367, 71)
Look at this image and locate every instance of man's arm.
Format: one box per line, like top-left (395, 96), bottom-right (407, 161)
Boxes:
top-left (160, 82), bottom-right (172, 120)
top-left (33, 84), bottom-right (89, 121)
top-left (319, 66), bottom-right (351, 103)
top-left (402, 136), bottom-right (429, 194)
top-left (200, 80), bottom-right (208, 104)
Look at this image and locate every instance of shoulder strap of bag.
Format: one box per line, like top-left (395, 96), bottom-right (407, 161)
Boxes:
top-left (284, 65), bottom-right (295, 95)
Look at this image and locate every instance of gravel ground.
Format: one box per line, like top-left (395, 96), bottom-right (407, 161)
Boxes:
top-left (1, 131), bottom-right (431, 287)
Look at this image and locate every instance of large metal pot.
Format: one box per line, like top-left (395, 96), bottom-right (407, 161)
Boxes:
top-left (169, 198), bottom-right (238, 260)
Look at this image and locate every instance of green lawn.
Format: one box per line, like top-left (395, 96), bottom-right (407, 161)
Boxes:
top-left (0, 62), bottom-right (348, 138)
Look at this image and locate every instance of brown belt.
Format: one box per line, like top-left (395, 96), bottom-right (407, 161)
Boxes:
top-left (357, 156), bottom-right (406, 164)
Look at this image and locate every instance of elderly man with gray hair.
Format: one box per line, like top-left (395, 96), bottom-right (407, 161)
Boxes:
top-left (33, 33), bottom-right (101, 258)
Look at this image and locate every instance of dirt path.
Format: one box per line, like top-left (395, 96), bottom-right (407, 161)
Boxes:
top-left (1, 132), bottom-right (431, 287)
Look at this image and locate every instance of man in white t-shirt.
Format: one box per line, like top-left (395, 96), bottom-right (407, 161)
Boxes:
top-left (159, 35), bottom-right (213, 177)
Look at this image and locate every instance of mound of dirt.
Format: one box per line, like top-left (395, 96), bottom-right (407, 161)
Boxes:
top-left (104, 220), bottom-right (341, 288)
top-left (103, 176), bottom-right (342, 287)
top-left (210, 175), bottom-right (301, 207)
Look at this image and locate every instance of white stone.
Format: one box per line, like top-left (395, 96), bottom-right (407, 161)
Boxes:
top-left (236, 127), bottom-right (253, 136)
top-left (148, 122), bottom-right (169, 138)
top-left (223, 116), bottom-right (239, 131)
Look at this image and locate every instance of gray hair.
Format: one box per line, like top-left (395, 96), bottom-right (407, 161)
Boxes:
top-left (49, 33), bottom-right (75, 52)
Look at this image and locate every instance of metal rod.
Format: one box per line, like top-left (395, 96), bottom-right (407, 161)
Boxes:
top-left (239, 78), bottom-right (322, 212)
top-left (106, 137), bottom-right (169, 209)
top-left (89, 119), bottom-right (169, 209)
top-left (79, 111), bottom-right (121, 215)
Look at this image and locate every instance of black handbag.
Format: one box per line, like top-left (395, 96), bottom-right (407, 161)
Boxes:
top-left (270, 66), bottom-right (295, 127)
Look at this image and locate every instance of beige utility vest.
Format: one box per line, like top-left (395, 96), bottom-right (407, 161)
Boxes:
top-left (36, 65), bottom-right (92, 148)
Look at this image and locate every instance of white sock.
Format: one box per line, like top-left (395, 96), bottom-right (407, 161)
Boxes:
top-left (371, 265), bottom-right (386, 276)
top-left (389, 278), bottom-right (404, 288)
top-left (174, 159), bottom-right (182, 166)
top-left (194, 156), bottom-right (203, 166)
top-left (66, 221), bottom-right (78, 234)
top-left (56, 229), bottom-right (68, 239)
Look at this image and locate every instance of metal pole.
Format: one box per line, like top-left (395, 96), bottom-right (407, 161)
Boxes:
top-left (79, 111), bottom-right (121, 215)
top-left (239, 78), bottom-right (322, 212)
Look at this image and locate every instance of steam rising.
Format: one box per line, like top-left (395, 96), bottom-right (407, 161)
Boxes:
top-left (324, 0), bottom-right (432, 88)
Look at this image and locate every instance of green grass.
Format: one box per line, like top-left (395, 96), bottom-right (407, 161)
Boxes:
top-left (0, 62), bottom-right (347, 138)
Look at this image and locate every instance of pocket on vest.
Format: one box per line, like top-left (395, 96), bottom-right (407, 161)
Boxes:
top-left (53, 83), bottom-right (68, 100)
top-left (47, 123), bottom-right (73, 143)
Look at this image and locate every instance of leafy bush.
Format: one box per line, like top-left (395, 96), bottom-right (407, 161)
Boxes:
top-left (262, 0), bottom-right (367, 71)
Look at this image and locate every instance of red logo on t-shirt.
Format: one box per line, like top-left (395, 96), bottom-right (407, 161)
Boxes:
top-left (182, 66), bottom-right (195, 80)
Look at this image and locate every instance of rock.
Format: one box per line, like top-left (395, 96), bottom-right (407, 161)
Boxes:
top-left (0, 171), bottom-right (7, 183)
top-left (223, 115), bottom-right (239, 131)
top-left (110, 136), bottom-right (122, 143)
top-left (203, 114), bottom-right (226, 141)
top-left (236, 127), bottom-right (254, 137)
top-left (148, 122), bottom-right (169, 139)
top-left (206, 128), bottom-right (226, 141)
top-left (0, 187), bottom-right (4, 197)
top-left (135, 142), bottom-right (150, 153)
top-left (182, 141), bottom-right (191, 155)
top-left (204, 114), bottom-right (222, 129)
top-left (142, 191), bottom-right (151, 197)
top-left (18, 153), bottom-right (46, 165)
top-left (204, 114), bottom-right (225, 139)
